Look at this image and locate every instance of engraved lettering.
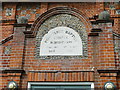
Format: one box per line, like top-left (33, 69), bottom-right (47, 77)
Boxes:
top-left (40, 27), bottom-right (83, 56)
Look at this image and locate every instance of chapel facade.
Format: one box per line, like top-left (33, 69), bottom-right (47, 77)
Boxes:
top-left (0, 1), bottom-right (120, 90)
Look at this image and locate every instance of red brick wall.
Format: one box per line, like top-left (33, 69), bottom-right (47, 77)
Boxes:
top-left (1, 2), bottom-right (120, 89)
top-left (1, 26), bottom-right (13, 41)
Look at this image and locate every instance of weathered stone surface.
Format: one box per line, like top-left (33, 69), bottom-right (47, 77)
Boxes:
top-left (17, 16), bottom-right (28, 24)
top-left (98, 11), bottom-right (110, 20)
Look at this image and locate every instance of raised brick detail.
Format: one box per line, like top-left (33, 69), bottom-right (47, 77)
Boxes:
top-left (28, 71), bottom-right (94, 82)
top-left (10, 27), bottom-right (26, 69)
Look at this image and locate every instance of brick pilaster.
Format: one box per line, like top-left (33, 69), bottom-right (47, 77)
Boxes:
top-left (99, 22), bottom-right (115, 69)
top-left (10, 26), bottom-right (26, 69)
top-left (98, 22), bottom-right (117, 89)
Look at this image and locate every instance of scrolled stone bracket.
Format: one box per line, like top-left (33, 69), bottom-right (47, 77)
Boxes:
top-left (11, 23), bottom-right (35, 38)
top-left (22, 24), bottom-right (35, 38)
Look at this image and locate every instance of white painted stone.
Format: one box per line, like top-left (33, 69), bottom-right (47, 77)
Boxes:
top-left (40, 26), bottom-right (83, 56)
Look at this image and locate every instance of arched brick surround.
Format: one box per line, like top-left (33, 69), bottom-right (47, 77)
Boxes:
top-left (33, 7), bottom-right (92, 60)
top-left (31, 7), bottom-right (92, 37)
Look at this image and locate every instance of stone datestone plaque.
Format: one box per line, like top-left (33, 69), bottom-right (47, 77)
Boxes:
top-left (40, 26), bottom-right (82, 56)
top-left (36, 14), bottom-right (88, 59)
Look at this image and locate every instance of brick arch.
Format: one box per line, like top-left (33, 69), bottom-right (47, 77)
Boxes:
top-left (31, 7), bottom-right (92, 37)
top-left (35, 7), bottom-right (91, 60)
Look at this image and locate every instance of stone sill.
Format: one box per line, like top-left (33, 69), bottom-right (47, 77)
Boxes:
top-left (97, 69), bottom-right (120, 73)
top-left (11, 23), bottom-right (32, 27)
top-left (91, 19), bottom-right (114, 25)
top-left (29, 70), bottom-right (94, 73)
top-left (1, 69), bottom-right (25, 73)
top-left (91, 28), bottom-right (102, 32)
top-left (88, 33), bottom-right (99, 36)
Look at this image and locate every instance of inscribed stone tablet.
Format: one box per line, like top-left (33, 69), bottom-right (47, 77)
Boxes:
top-left (40, 26), bottom-right (83, 56)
